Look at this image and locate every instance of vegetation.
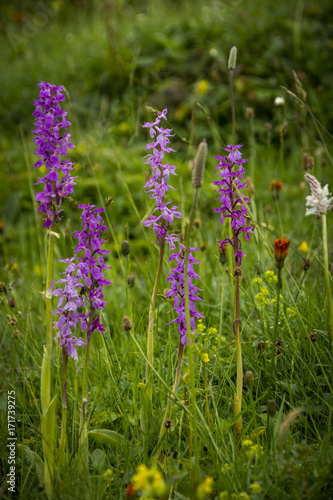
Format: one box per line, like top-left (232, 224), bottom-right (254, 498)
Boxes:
top-left (0, 1), bottom-right (332, 499)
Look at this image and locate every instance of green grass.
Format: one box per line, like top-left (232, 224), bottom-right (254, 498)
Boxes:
top-left (0, 1), bottom-right (333, 499)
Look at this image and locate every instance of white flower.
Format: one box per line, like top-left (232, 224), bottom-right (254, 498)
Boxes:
top-left (305, 173), bottom-right (333, 216)
top-left (274, 96), bottom-right (285, 107)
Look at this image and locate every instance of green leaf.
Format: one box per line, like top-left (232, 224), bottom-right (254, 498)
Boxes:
top-left (88, 429), bottom-right (124, 449)
top-left (91, 448), bottom-right (106, 472)
top-left (17, 444), bottom-right (44, 484)
top-left (41, 394), bottom-right (57, 494)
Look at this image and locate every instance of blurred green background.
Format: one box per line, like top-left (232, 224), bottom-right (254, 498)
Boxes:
top-left (0, 0), bottom-right (333, 244)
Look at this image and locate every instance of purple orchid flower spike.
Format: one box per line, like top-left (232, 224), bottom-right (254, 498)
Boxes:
top-left (142, 108), bottom-right (182, 245)
top-left (53, 204), bottom-right (112, 359)
top-left (33, 82), bottom-right (76, 228)
top-left (166, 244), bottom-right (203, 345)
top-left (213, 144), bottom-right (254, 265)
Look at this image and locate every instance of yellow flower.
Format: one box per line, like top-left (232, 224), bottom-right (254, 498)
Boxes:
top-left (298, 241), bottom-right (309, 253)
top-left (220, 492), bottom-right (229, 500)
top-left (40, 164), bottom-right (47, 174)
top-left (208, 327), bottom-right (218, 335)
top-left (252, 277), bottom-right (262, 285)
top-left (197, 321), bottom-right (206, 333)
top-left (264, 271), bottom-right (278, 283)
top-left (195, 79), bottom-right (210, 95)
top-left (287, 307), bottom-right (297, 316)
top-left (242, 439), bottom-right (253, 447)
top-left (34, 265), bottom-right (41, 276)
top-left (132, 465), bottom-right (167, 498)
top-left (132, 464), bottom-right (150, 491)
top-left (255, 293), bottom-right (270, 306)
top-left (202, 353), bottom-right (210, 363)
top-left (250, 483), bottom-right (262, 494)
top-left (231, 494), bottom-right (250, 500)
top-left (260, 287), bottom-right (269, 296)
top-left (197, 476), bottom-right (213, 499)
top-left (246, 443), bottom-right (263, 459)
top-left (221, 463), bottom-right (231, 474)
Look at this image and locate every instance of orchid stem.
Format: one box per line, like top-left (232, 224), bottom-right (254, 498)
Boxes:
top-left (322, 214), bottom-right (333, 353)
top-left (147, 235), bottom-right (166, 403)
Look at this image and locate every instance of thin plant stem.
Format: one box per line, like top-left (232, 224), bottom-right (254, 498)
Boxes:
top-left (230, 70), bottom-right (236, 144)
top-left (182, 185), bottom-right (202, 475)
top-left (44, 230), bottom-right (55, 411)
top-left (322, 214), bottom-right (333, 351)
top-left (184, 387), bottom-right (191, 456)
top-left (146, 234), bottom-right (166, 402)
top-left (59, 350), bottom-right (68, 466)
top-left (234, 273), bottom-right (242, 449)
top-left (41, 230), bottom-right (55, 498)
top-left (125, 255), bottom-right (130, 315)
top-left (295, 271), bottom-right (306, 302)
top-left (269, 266), bottom-right (282, 398)
top-left (203, 363), bottom-right (211, 428)
top-left (156, 343), bottom-right (184, 456)
top-left (278, 108), bottom-right (284, 177)
top-left (219, 271), bottom-right (225, 342)
top-left (79, 334), bottom-right (91, 476)
top-left (184, 234), bottom-right (199, 478)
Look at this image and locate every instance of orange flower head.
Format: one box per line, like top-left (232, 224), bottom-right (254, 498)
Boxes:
top-left (126, 483), bottom-right (136, 499)
top-left (270, 180), bottom-right (284, 192)
top-left (274, 238), bottom-right (290, 268)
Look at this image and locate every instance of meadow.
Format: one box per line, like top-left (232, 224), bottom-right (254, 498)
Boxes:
top-left (0, 1), bottom-right (333, 499)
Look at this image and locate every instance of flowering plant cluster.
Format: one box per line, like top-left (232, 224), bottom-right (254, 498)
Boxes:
top-left (53, 204), bottom-right (111, 359)
top-left (142, 108), bottom-right (182, 248)
top-left (305, 173), bottom-right (333, 217)
top-left (33, 82), bottom-right (76, 228)
top-left (213, 145), bottom-right (253, 265)
top-left (166, 244), bottom-right (203, 345)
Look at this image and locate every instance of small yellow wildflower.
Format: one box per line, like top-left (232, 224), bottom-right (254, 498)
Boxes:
top-left (34, 265), bottom-right (41, 276)
top-left (260, 287), bottom-right (269, 296)
top-left (40, 164), bottom-right (47, 174)
top-left (287, 307), bottom-right (297, 316)
top-left (298, 241), bottom-right (309, 253)
top-left (252, 277), bottom-right (262, 285)
top-left (231, 494), bottom-right (250, 500)
top-left (208, 326), bottom-right (218, 335)
top-left (220, 492), bottom-right (229, 500)
top-left (202, 353), bottom-right (210, 363)
top-left (238, 494), bottom-right (250, 500)
top-left (250, 483), bottom-right (262, 494)
top-left (118, 121), bottom-right (131, 133)
top-left (194, 79), bottom-right (210, 95)
top-left (132, 465), bottom-right (167, 498)
top-left (255, 293), bottom-right (270, 306)
top-left (246, 443), bottom-right (263, 459)
top-left (221, 463), bottom-right (231, 474)
top-left (197, 476), bottom-right (213, 499)
top-left (197, 321), bottom-right (206, 333)
top-left (242, 439), bottom-right (253, 447)
top-left (264, 270), bottom-right (278, 284)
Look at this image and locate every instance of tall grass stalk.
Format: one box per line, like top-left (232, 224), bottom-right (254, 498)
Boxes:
top-left (269, 266), bottom-right (282, 398)
top-left (59, 350), bottom-right (68, 465)
top-left (146, 235), bottom-right (166, 403)
top-left (41, 231), bottom-right (55, 498)
top-left (322, 214), bottom-right (333, 351)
